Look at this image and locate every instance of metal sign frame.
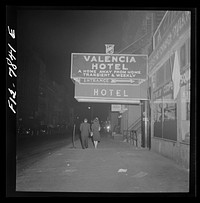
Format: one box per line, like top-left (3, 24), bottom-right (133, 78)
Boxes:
top-left (71, 53), bottom-right (148, 86)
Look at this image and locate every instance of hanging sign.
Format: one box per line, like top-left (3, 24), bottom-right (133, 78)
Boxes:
top-left (71, 53), bottom-right (147, 85)
top-left (111, 104), bottom-right (122, 112)
top-left (74, 81), bottom-right (147, 103)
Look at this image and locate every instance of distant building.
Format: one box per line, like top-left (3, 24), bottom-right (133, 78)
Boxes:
top-left (37, 66), bottom-right (68, 127)
top-left (17, 47), bottom-right (41, 128)
top-left (148, 11), bottom-right (191, 169)
top-left (119, 10), bottom-right (166, 56)
top-left (17, 46), bottom-right (72, 132)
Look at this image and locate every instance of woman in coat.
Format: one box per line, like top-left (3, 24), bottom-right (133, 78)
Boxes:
top-left (91, 117), bottom-right (101, 148)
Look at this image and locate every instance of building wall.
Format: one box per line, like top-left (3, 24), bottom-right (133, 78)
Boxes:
top-left (119, 11), bottom-right (156, 138)
top-left (38, 72), bottom-right (70, 127)
top-left (127, 105), bottom-right (141, 129)
top-left (121, 11), bottom-right (146, 48)
top-left (118, 11), bottom-right (191, 169)
top-left (120, 109), bottom-right (128, 133)
top-left (149, 11), bottom-right (191, 169)
top-left (17, 46), bottom-right (71, 131)
top-left (120, 104), bottom-right (141, 135)
top-left (17, 47), bottom-right (41, 126)
top-left (110, 112), bottom-right (119, 132)
top-left (151, 138), bottom-right (189, 169)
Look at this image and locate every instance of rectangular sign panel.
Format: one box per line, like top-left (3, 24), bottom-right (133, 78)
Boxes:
top-left (71, 53), bottom-right (147, 85)
top-left (111, 104), bottom-right (122, 112)
top-left (74, 81), bottom-right (147, 103)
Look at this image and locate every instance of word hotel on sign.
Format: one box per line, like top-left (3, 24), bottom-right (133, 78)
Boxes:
top-left (93, 88), bottom-right (129, 97)
top-left (91, 63), bottom-right (129, 70)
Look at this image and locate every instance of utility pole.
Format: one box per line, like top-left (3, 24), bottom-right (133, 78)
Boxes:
top-left (88, 105), bottom-right (93, 124)
top-left (91, 104), bottom-right (93, 123)
top-left (72, 123), bottom-right (76, 148)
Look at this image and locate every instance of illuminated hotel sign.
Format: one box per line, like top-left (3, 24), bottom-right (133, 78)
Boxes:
top-left (71, 52), bottom-right (148, 103)
top-left (71, 53), bottom-right (147, 85)
top-left (74, 81), bottom-right (147, 103)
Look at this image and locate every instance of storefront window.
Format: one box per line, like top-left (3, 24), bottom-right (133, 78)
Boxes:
top-left (186, 99), bottom-right (190, 121)
top-left (180, 77), bottom-right (190, 143)
top-left (163, 93), bottom-right (177, 141)
top-left (188, 37), bottom-right (190, 65)
top-left (156, 64), bottom-right (165, 88)
top-left (180, 42), bottom-right (186, 70)
top-left (180, 37), bottom-right (190, 143)
top-left (152, 86), bottom-right (163, 139)
top-left (163, 99), bottom-right (176, 120)
top-left (153, 99), bottom-right (163, 138)
top-left (165, 59), bottom-right (171, 82)
top-left (152, 50), bottom-right (178, 141)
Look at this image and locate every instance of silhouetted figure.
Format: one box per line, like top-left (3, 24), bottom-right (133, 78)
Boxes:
top-left (91, 117), bottom-right (101, 149)
top-left (80, 118), bottom-right (91, 149)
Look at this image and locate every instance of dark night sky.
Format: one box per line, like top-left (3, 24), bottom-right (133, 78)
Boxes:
top-left (17, 8), bottom-right (144, 121)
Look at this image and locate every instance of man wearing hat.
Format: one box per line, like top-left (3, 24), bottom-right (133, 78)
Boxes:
top-left (80, 118), bottom-right (91, 149)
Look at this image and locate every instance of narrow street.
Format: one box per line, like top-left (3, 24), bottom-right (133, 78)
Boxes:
top-left (6, 9), bottom-right (195, 197)
top-left (16, 134), bottom-right (189, 193)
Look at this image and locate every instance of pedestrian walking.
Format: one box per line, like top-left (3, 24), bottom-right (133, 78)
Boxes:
top-left (80, 118), bottom-right (91, 149)
top-left (91, 117), bottom-right (101, 149)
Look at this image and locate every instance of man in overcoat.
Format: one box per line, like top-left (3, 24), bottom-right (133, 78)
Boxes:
top-left (80, 118), bottom-right (91, 149)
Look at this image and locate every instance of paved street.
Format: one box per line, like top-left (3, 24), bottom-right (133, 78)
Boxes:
top-left (16, 134), bottom-right (189, 193)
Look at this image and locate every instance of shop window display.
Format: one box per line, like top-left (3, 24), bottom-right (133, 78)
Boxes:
top-left (163, 93), bottom-right (177, 141)
top-left (156, 63), bottom-right (165, 88)
top-left (152, 54), bottom-right (177, 141)
top-left (180, 79), bottom-right (190, 143)
top-left (152, 86), bottom-right (163, 139)
top-left (180, 38), bottom-right (190, 143)
top-left (180, 43), bottom-right (186, 70)
top-left (153, 99), bottom-right (163, 138)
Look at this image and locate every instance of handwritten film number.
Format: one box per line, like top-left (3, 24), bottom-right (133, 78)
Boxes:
top-left (7, 26), bottom-right (17, 114)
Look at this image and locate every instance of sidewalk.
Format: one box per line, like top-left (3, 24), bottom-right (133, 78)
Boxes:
top-left (16, 134), bottom-right (189, 193)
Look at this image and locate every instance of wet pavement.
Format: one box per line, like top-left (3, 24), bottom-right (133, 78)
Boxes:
top-left (16, 134), bottom-right (189, 193)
